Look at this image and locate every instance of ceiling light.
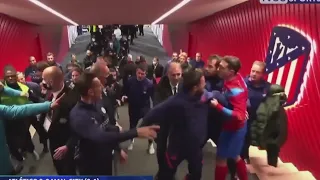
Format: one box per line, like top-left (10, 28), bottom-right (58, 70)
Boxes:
top-left (28, 0), bottom-right (78, 25)
top-left (152, 0), bottom-right (192, 25)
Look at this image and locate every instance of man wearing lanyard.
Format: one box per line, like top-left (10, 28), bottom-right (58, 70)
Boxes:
top-left (39, 66), bottom-right (79, 175)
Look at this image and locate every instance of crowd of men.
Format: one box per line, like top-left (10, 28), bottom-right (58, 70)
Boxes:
top-left (0, 34), bottom-right (288, 180)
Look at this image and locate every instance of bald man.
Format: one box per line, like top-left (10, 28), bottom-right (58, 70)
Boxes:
top-left (39, 66), bottom-right (79, 175)
top-left (153, 62), bottom-right (183, 179)
top-left (24, 56), bottom-right (37, 78)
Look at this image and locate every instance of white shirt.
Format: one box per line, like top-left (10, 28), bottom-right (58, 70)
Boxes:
top-left (52, 84), bottom-right (65, 101)
top-left (114, 29), bottom-right (122, 40)
top-left (43, 84), bottom-right (64, 131)
top-left (170, 83), bottom-right (179, 95)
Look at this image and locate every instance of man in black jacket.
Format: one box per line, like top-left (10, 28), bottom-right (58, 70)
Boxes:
top-left (153, 62), bottom-right (182, 179)
top-left (39, 66), bottom-right (79, 175)
top-left (147, 57), bottom-right (164, 84)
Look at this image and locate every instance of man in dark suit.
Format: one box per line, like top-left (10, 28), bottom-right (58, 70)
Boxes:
top-left (147, 57), bottom-right (164, 85)
top-left (153, 62), bottom-right (182, 179)
top-left (39, 66), bottom-right (78, 175)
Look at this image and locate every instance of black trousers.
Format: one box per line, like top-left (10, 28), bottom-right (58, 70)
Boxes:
top-left (129, 113), bottom-right (152, 144)
top-left (49, 141), bottom-right (76, 175)
top-left (7, 127), bottom-right (35, 161)
top-left (78, 158), bottom-right (113, 175)
top-left (28, 116), bottom-right (47, 145)
top-left (157, 150), bottom-right (203, 180)
top-left (266, 144), bottom-right (280, 167)
top-left (138, 26), bottom-right (144, 36)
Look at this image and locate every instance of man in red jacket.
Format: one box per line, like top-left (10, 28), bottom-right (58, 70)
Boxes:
top-left (210, 56), bottom-right (249, 180)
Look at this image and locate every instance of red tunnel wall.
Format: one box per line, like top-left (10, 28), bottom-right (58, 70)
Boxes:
top-left (0, 14), bottom-right (69, 77)
top-left (163, 0), bottom-right (320, 178)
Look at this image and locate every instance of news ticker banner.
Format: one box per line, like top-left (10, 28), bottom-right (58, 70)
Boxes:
top-left (0, 176), bottom-right (153, 180)
top-left (260, 0), bottom-right (320, 4)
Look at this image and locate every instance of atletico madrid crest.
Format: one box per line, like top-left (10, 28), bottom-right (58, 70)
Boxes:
top-left (265, 25), bottom-right (311, 106)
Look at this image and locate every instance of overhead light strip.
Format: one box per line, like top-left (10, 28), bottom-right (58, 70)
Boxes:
top-left (28, 0), bottom-right (78, 26)
top-left (152, 0), bottom-right (192, 25)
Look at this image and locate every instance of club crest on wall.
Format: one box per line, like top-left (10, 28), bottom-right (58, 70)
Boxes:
top-left (265, 25), bottom-right (311, 106)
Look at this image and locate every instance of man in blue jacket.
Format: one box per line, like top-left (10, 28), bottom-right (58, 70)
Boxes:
top-left (122, 63), bottom-right (155, 154)
top-left (69, 71), bottom-right (160, 175)
top-left (141, 69), bottom-right (208, 180)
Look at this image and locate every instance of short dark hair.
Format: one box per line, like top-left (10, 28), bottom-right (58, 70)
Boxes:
top-left (3, 65), bottom-right (16, 74)
top-left (72, 67), bottom-right (83, 74)
top-left (136, 63), bottom-right (148, 72)
top-left (208, 54), bottom-right (222, 68)
top-left (36, 61), bottom-right (50, 72)
top-left (182, 68), bottom-right (204, 92)
top-left (223, 55), bottom-right (241, 73)
top-left (75, 72), bottom-right (96, 96)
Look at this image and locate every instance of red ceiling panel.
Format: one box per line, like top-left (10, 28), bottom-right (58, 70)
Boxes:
top-left (0, 14), bottom-right (69, 77)
top-left (162, 0), bottom-right (320, 178)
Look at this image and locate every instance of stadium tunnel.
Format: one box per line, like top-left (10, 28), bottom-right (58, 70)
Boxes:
top-left (0, 0), bottom-right (319, 179)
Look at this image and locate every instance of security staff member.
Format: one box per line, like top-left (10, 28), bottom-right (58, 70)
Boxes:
top-left (69, 71), bottom-right (160, 175)
top-left (39, 66), bottom-right (79, 175)
top-left (122, 64), bottom-right (154, 153)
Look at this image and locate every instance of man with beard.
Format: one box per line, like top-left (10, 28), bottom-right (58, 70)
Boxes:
top-left (46, 52), bottom-right (62, 71)
top-left (141, 69), bottom-right (208, 180)
top-left (163, 52), bottom-right (179, 76)
top-left (39, 66), bottom-right (79, 175)
top-left (204, 55), bottom-right (224, 145)
top-left (1, 66), bottom-right (42, 164)
top-left (0, 82), bottom-right (64, 175)
top-left (24, 56), bottom-right (37, 79)
top-left (147, 57), bottom-right (164, 84)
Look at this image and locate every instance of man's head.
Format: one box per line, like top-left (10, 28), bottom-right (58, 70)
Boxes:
top-left (205, 55), bottom-right (221, 76)
top-left (127, 54), bottom-right (133, 61)
top-left (46, 52), bottom-right (55, 65)
top-left (86, 50), bottom-right (92, 56)
top-left (195, 53), bottom-right (201, 61)
top-left (250, 61), bottom-right (266, 82)
top-left (136, 64), bottom-right (148, 81)
top-left (42, 66), bottom-right (64, 92)
top-left (90, 62), bottom-right (110, 87)
top-left (109, 68), bottom-right (117, 80)
top-left (4, 65), bottom-right (17, 85)
top-left (179, 53), bottom-right (187, 63)
top-left (76, 72), bottom-right (102, 102)
top-left (218, 56), bottom-right (241, 80)
top-left (29, 56), bottom-right (37, 66)
top-left (17, 72), bottom-right (26, 84)
top-left (71, 67), bottom-right (83, 83)
top-left (167, 62), bottom-right (182, 86)
top-left (172, 52), bottom-right (178, 61)
top-left (71, 54), bottom-right (77, 63)
top-left (153, 57), bottom-right (159, 65)
top-left (182, 68), bottom-right (205, 96)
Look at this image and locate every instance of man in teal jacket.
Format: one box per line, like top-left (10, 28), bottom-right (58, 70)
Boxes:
top-left (0, 83), bottom-right (61, 175)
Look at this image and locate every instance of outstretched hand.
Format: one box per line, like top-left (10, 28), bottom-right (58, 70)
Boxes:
top-left (50, 93), bottom-right (65, 109)
top-left (137, 125), bottom-right (160, 140)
